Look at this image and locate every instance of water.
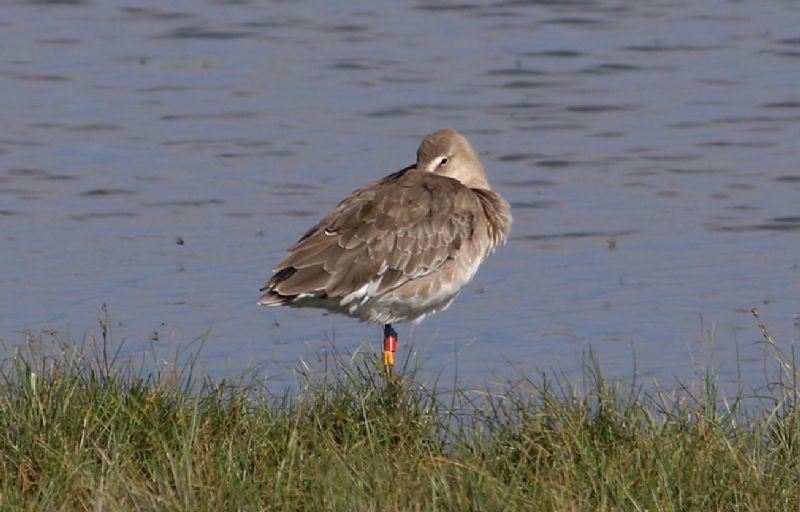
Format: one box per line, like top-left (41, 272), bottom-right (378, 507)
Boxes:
top-left (1, 0), bottom-right (799, 390)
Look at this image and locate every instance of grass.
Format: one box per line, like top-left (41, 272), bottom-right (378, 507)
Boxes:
top-left (1, 313), bottom-right (800, 510)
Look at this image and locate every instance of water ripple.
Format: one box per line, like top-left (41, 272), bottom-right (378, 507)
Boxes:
top-left (159, 26), bottom-right (256, 39)
top-left (518, 230), bottom-right (638, 242)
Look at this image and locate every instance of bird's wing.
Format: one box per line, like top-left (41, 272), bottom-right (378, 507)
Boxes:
top-left (260, 167), bottom-right (481, 302)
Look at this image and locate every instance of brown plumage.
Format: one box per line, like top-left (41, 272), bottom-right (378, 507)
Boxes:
top-left (259, 129), bottom-right (512, 328)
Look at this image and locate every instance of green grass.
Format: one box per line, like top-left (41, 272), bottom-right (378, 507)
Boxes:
top-left (2, 320), bottom-right (800, 510)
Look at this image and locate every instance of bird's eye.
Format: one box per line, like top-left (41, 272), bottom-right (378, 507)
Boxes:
top-left (438, 157), bottom-right (448, 167)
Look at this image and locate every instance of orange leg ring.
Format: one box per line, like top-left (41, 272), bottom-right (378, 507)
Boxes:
top-left (383, 324), bottom-right (398, 367)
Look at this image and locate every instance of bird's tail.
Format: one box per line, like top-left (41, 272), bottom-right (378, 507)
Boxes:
top-left (258, 267), bottom-right (297, 306)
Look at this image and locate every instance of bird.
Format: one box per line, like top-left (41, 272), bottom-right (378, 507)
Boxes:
top-left (259, 129), bottom-right (512, 370)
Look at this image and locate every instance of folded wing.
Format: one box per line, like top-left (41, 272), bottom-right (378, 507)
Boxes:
top-left (259, 167), bottom-right (482, 307)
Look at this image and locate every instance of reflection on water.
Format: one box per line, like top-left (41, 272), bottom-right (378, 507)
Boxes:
top-left (1, 0), bottom-right (799, 390)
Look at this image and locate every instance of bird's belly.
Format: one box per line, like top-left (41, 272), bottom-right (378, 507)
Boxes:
top-left (353, 256), bottom-right (483, 324)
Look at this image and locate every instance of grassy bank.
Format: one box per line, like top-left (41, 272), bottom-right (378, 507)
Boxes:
top-left (1, 330), bottom-right (800, 511)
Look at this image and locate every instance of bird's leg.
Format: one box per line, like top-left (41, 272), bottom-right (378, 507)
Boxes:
top-left (383, 324), bottom-right (398, 369)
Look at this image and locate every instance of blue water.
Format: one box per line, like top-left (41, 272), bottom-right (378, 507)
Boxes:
top-left (1, 0), bottom-right (799, 391)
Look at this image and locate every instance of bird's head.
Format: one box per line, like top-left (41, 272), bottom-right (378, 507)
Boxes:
top-left (416, 129), bottom-right (490, 190)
